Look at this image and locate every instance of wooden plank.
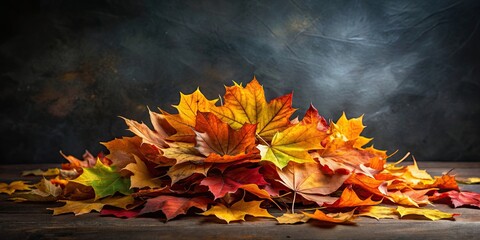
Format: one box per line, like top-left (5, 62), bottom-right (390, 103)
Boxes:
top-left (0, 163), bottom-right (479, 239)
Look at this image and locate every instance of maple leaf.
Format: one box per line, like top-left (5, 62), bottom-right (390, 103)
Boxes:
top-left (0, 181), bottom-right (31, 195)
top-left (121, 111), bottom-right (169, 149)
top-left (238, 184), bottom-right (273, 201)
top-left (162, 142), bottom-right (206, 164)
top-left (167, 162), bottom-right (212, 185)
top-left (139, 195), bottom-right (211, 221)
top-left (21, 168), bottom-right (60, 177)
top-left (162, 88), bottom-right (218, 142)
top-left (194, 111), bottom-right (257, 161)
top-left (258, 123), bottom-right (326, 169)
top-left (60, 150), bottom-right (97, 169)
top-left (49, 195), bottom-right (134, 216)
top-left (200, 199), bottom-right (274, 223)
top-left (72, 160), bottom-right (132, 200)
top-left (300, 104), bottom-right (328, 131)
top-left (357, 206), bottom-right (398, 220)
top-left (211, 78), bottom-right (296, 141)
top-left (388, 189), bottom-right (433, 207)
top-left (327, 112), bottom-right (369, 148)
top-left (430, 190), bottom-right (480, 208)
top-left (315, 113), bottom-right (387, 175)
top-left (302, 209), bottom-right (356, 223)
top-left (276, 213), bottom-right (310, 224)
top-left (200, 167), bottom-right (267, 199)
top-left (417, 174), bottom-right (459, 191)
top-left (324, 186), bottom-right (382, 208)
top-left (123, 155), bottom-right (163, 189)
top-left (276, 161), bottom-right (348, 206)
top-left (396, 206), bottom-right (458, 221)
top-left (10, 178), bottom-right (61, 202)
top-left (101, 136), bottom-right (145, 169)
top-left (344, 173), bottom-right (388, 197)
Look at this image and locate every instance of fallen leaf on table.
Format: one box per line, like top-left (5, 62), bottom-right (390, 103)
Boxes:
top-left (276, 213), bottom-right (310, 224)
top-left (396, 206), bottom-right (458, 221)
top-left (100, 208), bottom-right (140, 218)
top-left (0, 181), bottom-right (31, 195)
top-left (11, 178), bottom-right (61, 201)
top-left (139, 195), bottom-right (211, 221)
top-left (357, 206), bottom-right (398, 220)
top-left (302, 209), bottom-right (356, 223)
top-left (48, 195), bottom-right (135, 216)
top-left (21, 168), bottom-right (60, 177)
top-left (200, 199), bottom-right (273, 223)
top-left (430, 190), bottom-right (480, 208)
top-left (456, 177), bottom-right (480, 184)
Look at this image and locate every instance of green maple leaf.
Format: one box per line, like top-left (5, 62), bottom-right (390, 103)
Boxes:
top-left (72, 160), bottom-right (132, 200)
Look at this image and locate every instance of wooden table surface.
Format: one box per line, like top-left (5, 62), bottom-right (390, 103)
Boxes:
top-left (1, 162), bottom-right (479, 240)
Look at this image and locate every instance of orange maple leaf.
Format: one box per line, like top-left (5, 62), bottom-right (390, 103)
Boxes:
top-left (194, 111), bottom-right (257, 163)
top-left (324, 186), bottom-right (382, 208)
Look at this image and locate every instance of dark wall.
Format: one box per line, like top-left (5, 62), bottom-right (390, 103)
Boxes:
top-left (1, 0), bottom-right (479, 164)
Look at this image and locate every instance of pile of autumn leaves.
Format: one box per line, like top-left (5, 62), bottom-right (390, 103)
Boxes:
top-left (2, 78), bottom-right (480, 224)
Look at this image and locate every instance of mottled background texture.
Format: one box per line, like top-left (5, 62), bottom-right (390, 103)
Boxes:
top-left (1, 0), bottom-right (479, 164)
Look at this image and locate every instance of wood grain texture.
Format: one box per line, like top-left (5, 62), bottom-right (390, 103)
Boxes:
top-left (0, 163), bottom-right (479, 240)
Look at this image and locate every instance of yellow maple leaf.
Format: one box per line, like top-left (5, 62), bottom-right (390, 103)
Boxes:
top-left (357, 206), bottom-right (398, 220)
top-left (302, 209), bottom-right (356, 223)
top-left (258, 123), bottom-right (325, 169)
top-left (200, 199), bottom-right (273, 223)
top-left (0, 181), bottom-right (32, 195)
top-left (123, 155), bottom-right (164, 189)
top-left (163, 88), bottom-right (218, 142)
top-left (48, 195), bottom-right (134, 216)
top-left (276, 213), bottom-right (310, 224)
top-left (316, 113), bottom-right (387, 174)
top-left (212, 78), bottom-right (296, 141)
top-left (396, 206), bottom-right (458, 221)
top-left (326, 112), bottom-right (369, 149)
top-left (388, 189), bottom-right (433, 207)
top-left (456, 177), bottom-right (480, 184)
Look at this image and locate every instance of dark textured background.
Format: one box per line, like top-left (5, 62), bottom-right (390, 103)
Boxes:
top-left (1, 0), bottom-right (479, 164)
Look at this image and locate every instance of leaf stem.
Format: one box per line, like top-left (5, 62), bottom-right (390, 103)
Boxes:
top-left (256, 134), bottom-right (270, 147)
top-left (291, 191), bottom-right (297, 213)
